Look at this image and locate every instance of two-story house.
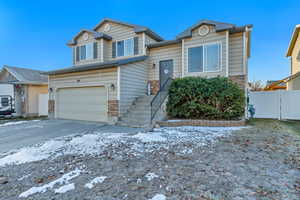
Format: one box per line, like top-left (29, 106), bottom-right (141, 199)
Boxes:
top-left (286, 24), bottom-right (300, 90)
top-left (46, 18), bottom-right (252, 126)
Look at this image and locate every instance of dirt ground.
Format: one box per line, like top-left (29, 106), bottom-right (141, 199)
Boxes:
top-left (0, 119), bottom-right (299, 200)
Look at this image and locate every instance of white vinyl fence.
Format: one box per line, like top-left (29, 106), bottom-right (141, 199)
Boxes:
top-left (249, 90), bottom-right (300, 120)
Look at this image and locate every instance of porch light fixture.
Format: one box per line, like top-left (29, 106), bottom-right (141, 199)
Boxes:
top-left (152, 63), bottom-right (156, 69)
top-left (110, 83), bottom-right (115, 90)
top-left (49, 88), bottom-right (53, 93)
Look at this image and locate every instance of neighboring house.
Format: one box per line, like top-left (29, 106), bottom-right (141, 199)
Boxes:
top-left (0, 65), bottom-right (48, 117)
top-left (285, 24), bottom-right (300, 90)
top-left (46, 18), bottom-right (252, 125)
top-left (264, 80), bottom-right (286, 91)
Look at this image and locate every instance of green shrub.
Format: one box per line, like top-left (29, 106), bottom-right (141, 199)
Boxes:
top-left (166, 77), bottom-right (245, 120)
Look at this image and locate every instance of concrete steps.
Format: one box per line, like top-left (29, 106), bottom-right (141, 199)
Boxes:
top-left (118, 95), bottom-right (154, 128)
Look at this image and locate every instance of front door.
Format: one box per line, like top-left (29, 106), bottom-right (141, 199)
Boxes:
top-left (159, 60), bottom-right (173, 89)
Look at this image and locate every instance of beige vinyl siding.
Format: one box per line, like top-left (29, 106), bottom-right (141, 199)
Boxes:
top-left (27, 85), bottom-right (48, 115)
top-left (49, 68), bottom-right (118, 103)
top-left (145, 34), bottom-right (157, 45)
top-left (74, 32), bottom-right (102, 66)
top-left (229, 33), bottom-right (245, 75)
top-left (291, 32), bottom-right (300, 74)
top-left (287, 75), bottom-right (300, 90)
top-left (119, 61), bottom-right (148, 115)
top-left (184, 26), bottom-right (227, 78)
top-left (148, 44), bottom-right (182, 80)
top-left (96, 22), bottom-right (143, 61)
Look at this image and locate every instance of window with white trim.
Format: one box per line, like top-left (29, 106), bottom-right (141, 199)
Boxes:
top-left (116, 38), bottom-right (134, 57)
top-left (188, 43), bottom-right (221, 73)
top-left (79, 42), bottom-right (94, 60)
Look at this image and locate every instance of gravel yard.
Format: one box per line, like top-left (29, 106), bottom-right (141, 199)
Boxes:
top-left (0, 119), bottom-right (299, 200)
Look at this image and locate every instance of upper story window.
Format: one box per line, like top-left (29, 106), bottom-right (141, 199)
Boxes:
top-left (113, 37), bottom-right (138, 58)
top-left (76, 42), bottom-right (98, 62)
top-left (188, 43), bottom-right (221, 73)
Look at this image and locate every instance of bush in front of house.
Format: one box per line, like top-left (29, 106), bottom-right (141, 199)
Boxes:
top-left (167, 77), bottom-right (245, 120)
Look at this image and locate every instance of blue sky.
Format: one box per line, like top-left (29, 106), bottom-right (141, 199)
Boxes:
top-left (0, 0), bottom-right (299, 83)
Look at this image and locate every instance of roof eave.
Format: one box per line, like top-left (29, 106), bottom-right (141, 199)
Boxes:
top-left (286, 25), bottom-right (300, 57)
top-left (45, 56), bottom-right (148, 75)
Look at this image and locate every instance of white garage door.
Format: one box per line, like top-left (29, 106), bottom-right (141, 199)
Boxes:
top-left (57, 86), bottom-right (108, 122)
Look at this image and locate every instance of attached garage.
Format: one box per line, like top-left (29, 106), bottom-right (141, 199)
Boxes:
top-left (56, 86), bottom-right (108, 122)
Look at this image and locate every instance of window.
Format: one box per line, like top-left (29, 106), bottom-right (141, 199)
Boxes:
top-left (86, 43), bottom-right (93, 59)
top-left (1, 98), bottom-right (9, 107)
top-left (188, 43), bottom-right (221, 73)
top-left (116, 38), bottom-right (134, 57)
top-left (78, 42), bottom-right (95, 61)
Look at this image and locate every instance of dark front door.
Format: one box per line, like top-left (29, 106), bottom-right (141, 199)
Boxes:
top-left (159, 60), bottom-right (173, 89)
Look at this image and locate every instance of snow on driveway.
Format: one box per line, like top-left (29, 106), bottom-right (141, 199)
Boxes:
top-left (0, 120), bottom-right (40, 127)
top-left (0, 126), bottom-right (246, 167)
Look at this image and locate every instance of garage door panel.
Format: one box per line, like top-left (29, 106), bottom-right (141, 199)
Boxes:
top-left (57, 86), bottom-right (108, 122)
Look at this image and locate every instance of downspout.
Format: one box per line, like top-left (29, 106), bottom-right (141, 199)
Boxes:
top-left (226, 30), bottom-right (229, 77)
top-left (244, 27), bottom-right (249, 119)
top-left (181, 39), bottom-right (185, 77)
top-left (142, 33), bottom-right (146, 55)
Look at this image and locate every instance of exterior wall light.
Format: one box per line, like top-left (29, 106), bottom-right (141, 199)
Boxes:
top-left (110, 84), bottom-right (115, 90)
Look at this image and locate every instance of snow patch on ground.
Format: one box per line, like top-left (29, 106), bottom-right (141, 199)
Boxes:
top-left (84, 176), bottom-right (107, 189)
top-left (145, 173), bottom-right (159, 181)
top-left (149, 194), bottom-right (166, 200)
top-left (131, 132), bottom-right (167, 143)
top-left (0, 120), bottom-right (40, 127)
top-left (54, 183), bottom-right (75, 194)
top-left (19, 168), bottom-right (82, 198)
top-left (0, 126), bottom-right (246, 167)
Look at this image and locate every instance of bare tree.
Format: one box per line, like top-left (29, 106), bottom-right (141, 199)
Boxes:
top-left (249, 80), bottom-right (265, 91)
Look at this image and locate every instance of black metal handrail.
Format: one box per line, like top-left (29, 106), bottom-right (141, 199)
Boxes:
top-left (150, 77), bottom-right (173, 121)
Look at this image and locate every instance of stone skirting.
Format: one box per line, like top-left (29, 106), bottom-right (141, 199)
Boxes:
top-left (48, 100), bottom-right (55, 114)
top-left (149, 80), bottom-right (160, 95)
top-left (157, 119), bottom-right (246, 127)
top-left (229, 75), bottom-right (246, 90)
top-left (108, 100), bottom-right (119, 117)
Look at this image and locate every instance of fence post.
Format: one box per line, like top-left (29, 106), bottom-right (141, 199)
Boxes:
top-left (278, 90), bottom-right (282, 120)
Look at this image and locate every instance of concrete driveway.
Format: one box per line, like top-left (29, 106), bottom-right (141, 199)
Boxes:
top-left (0, 119), bottom-right (144, 154)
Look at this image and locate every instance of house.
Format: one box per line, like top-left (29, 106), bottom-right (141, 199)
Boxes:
top-left (46, 18), bottom-right (252, 126)
top-left (264, 80), bottom-right (286, 91)
top-left (0, 65), bottom-right (48, 117)
top-left (285, 24), bottom-right (300, 90)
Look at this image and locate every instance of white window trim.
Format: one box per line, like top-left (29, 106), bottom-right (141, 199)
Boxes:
top-left (79, 42), bottom-right (94, 61)
top-left (186, 41), bottom-right (222, 74)
top-left (115, 37), bottom-right (135, 58)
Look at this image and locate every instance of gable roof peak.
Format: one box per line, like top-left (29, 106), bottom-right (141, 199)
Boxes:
top-left (93, 18), bottom-right (163, 42)
top-left (286, 24), bottom-right (300, 57)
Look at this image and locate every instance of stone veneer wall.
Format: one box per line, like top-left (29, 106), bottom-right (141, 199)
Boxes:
top-left (157, 119), bottom-right (246, 127)
top-left (229, 75), bottom-right (246, 90)
top-left (149, 80), bottom-right (160, 95)
top-left (108, 100), bottom-right (119, 117)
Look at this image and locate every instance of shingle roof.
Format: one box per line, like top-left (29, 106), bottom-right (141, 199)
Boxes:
top-left (2, 65), bottom-right (48, 84)
top-left (45, 55), bottom-right (148, 75)
top-left (146, 40), bottom-right (181, 48)
top-left (93, 18), bottom-right (164, 42)
top-left (67, 29), bottom-right (112, 46)
top-left (176, 19), bottom-right (252, 39)
top-left (286, 24), bottom-right (300, 57)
